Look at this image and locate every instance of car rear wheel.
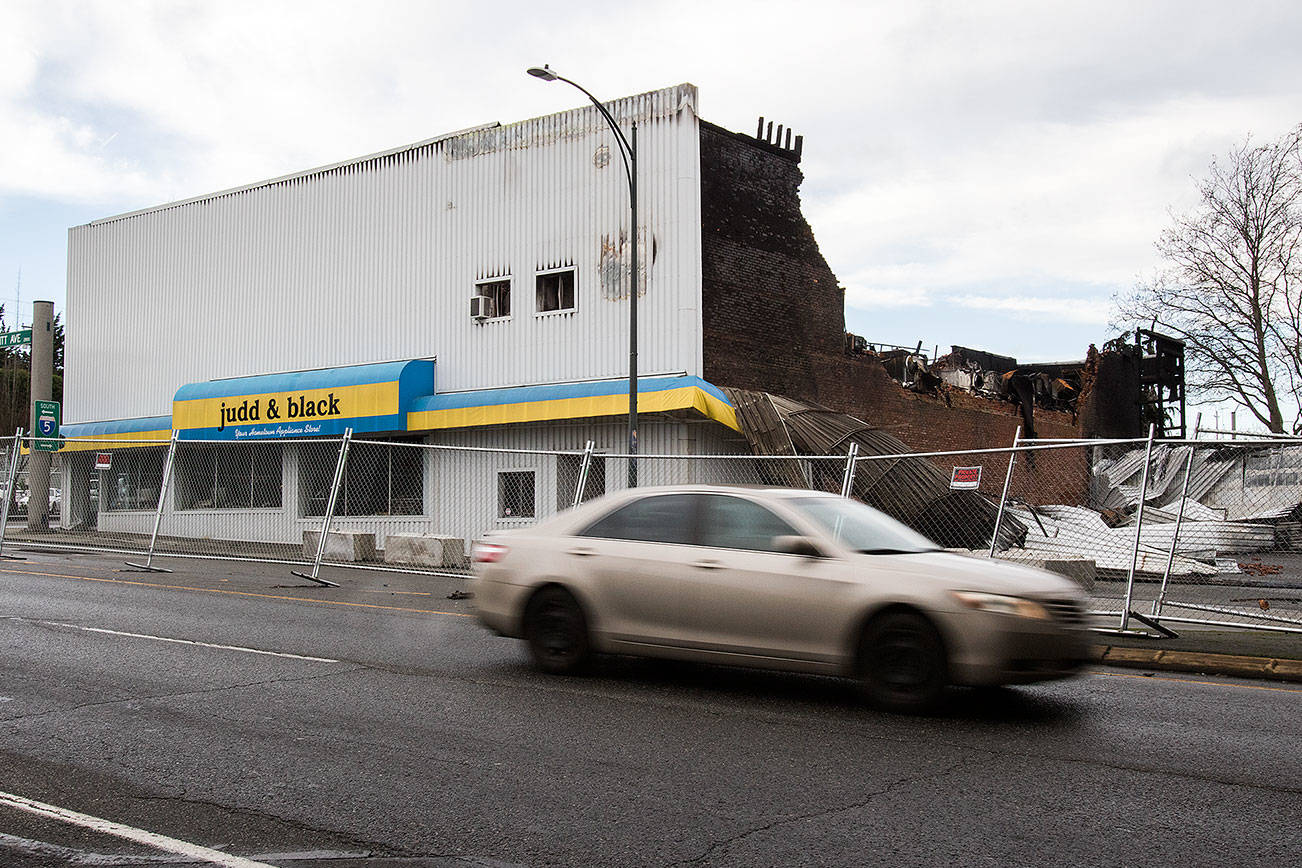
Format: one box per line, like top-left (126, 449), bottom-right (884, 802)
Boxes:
top-left (523, 586), bottom-right (591, 675)
top-left (857, 611), bottom-right (948, 713)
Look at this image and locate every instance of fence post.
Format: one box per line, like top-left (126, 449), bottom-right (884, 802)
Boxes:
top-left (0, 430), bottom-right (24, 561)
top-left (1120, 423), bottom-right (1157, 632)
top-left (1152, 446), bottom-right (1195, 618)
top-left (572, 440), bottom-right (596, 509)
top-left (292, 428), bottom-right (351, 588)
top-left (125, 430), bottom-right (179, 572)
top-left (988, 426), bottom-right (1021, 556)
top-left (840, 441), bottom-right (860, 498)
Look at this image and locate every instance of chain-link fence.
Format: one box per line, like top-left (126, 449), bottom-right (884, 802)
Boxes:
top-left (3, 430), bottom-right (1299, 633)
top-left (1082, 436), bottom-right (1302, 633)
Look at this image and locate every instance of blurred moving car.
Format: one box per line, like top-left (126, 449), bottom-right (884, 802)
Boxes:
top-left (471, 486), bottom-right (1089, 712)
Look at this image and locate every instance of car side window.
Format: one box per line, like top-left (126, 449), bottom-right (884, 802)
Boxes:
top-left (698, 495), bottom-right (799, 553)
top-left (578, 494), bottom-right (700, 545)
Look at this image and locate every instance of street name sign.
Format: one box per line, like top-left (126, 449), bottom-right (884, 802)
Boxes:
top-left (0, 330), bottom-right (32, 348)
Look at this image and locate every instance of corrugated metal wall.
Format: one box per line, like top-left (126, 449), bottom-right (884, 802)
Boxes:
top-left (67, 85), bottom-right (704, 423)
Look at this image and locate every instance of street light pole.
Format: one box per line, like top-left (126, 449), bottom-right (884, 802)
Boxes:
top-left (527, 65), bottom-right (638, 487)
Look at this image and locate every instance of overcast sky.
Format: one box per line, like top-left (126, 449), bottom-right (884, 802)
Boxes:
top-left (2, 0), bottom-right (1301, 375)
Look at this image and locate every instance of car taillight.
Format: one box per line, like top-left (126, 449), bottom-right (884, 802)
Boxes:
top-left (472, 542), bottom-right (509, 564)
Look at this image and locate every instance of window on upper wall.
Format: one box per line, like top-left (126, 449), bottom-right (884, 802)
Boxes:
top-left (535, 268), bottom-right (576, 313)
top-left (473, 278), bottom-right (511, 320)
top-left (498, 470), bottom-right (536, 518)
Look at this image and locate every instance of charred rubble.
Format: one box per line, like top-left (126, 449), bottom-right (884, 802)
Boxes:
top-left (844, 330), bottom-right (1186, 441)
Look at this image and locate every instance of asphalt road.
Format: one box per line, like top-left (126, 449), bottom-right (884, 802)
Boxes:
top-left (0, 551), bottom-right (1299, 867)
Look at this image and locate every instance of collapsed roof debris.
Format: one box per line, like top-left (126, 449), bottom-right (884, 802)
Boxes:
top-left (843, 331), bottom-right (1187, 440)
top-left (1000, 443), bottom-right (1302, 580)
top-left (723, 388), bottom-right (1027, 550)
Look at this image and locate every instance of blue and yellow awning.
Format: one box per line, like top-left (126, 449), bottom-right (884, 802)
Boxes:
top-left (406, 376), bottom-right (739, 432)
top-left (57, 370), bottom-right (738, 449)
top-left (59, 415), bottom-right (174, 452)
top-left (171, 359), bottom-right (435, 440)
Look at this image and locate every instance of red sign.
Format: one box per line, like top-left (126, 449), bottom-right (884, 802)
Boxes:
top-left (94, 452), bottom-right (112, 470)
top-left (950, 466), bottom-right (981, 489)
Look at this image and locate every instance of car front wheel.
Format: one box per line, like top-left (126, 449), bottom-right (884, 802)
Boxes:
top-left (857, 611), bottom-right (948, 713)
top-left (523, 586), bottom-right (591, 675)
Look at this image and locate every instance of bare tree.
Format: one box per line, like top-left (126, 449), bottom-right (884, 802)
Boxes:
top-left (1117, 126), bottom-right (1302, 433)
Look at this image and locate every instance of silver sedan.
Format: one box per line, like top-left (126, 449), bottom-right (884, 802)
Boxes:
top-left (471, 486), bottom-right (1089, 712)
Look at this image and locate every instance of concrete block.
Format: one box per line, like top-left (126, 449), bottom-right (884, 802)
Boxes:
top-left (303, 530), bottom-right (376, 562)
top-left (384, 533), bottom-right (467, 568)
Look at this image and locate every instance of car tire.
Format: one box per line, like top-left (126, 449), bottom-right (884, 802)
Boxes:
top-left (857, 611), bottom-right (948, 713)
top-left (523, 586), bottom-right (591, 675)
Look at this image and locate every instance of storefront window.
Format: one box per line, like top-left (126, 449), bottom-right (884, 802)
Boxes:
top-left (175, 443), bottom-right (282, 510)
top-left (302, 437), bottom-right (424, 516)
top-left (102, 447), bottom-right (166, 511)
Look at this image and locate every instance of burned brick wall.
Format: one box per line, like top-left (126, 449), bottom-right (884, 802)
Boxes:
top-left (699, 121), bottom-right (846, 400)
top-left (699, 120), bottom-right (1085, 472)
top-left (1079, 349), bottom-right (1143, 438)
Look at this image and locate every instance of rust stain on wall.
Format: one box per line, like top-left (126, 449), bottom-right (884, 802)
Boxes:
top-left (598, 229), bottom-right (655, 300)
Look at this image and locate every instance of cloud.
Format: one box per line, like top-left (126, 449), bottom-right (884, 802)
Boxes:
top-left (844, 285), bottom-right (935, 309)
top-left (3, 0), bottom-right (1302, 357)
top-left (946, 294), bottom-right (1113, 325)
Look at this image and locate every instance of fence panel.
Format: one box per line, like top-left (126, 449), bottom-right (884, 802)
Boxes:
top-left (1095, 440), bottom-right (1302, 632)
top-left (0, 431), bottom-right (1293, 633)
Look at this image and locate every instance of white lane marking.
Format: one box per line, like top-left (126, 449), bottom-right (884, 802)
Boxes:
top-left (0, 791), bottom-right (277, 867)
top-left (38, 621), bottom-right (338, 663)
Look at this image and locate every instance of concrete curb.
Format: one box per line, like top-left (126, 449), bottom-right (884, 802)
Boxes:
top-left (1091, 645), bottom-right (1302, 684)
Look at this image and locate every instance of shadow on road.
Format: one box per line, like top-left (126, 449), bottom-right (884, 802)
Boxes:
top-left (488, 654), bottom-right (1090, 725)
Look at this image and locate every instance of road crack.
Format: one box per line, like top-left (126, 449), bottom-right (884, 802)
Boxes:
top-left (665, 756), bottom-right (971, 866)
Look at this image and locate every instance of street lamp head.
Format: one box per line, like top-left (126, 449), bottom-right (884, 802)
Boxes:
top-left (526, 65), bottom-right (559, 82)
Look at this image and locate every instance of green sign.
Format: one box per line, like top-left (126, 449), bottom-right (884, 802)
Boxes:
top-left (0, 330), bottom-right (31, 348)
top-left (34, 400), bottom-right (60, 452)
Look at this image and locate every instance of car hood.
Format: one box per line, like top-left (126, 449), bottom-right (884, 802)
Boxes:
top-left (850, 550), bottom-right (1084, 598)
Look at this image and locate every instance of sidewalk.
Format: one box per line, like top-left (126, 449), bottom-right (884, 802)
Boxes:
top-left (1091, 625), bottom-right (1302, 683)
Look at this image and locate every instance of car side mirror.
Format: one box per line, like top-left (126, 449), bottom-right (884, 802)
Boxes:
top-left (773, 535), bottom-right (823, 557)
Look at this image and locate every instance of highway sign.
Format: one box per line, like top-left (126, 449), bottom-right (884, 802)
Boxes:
top-left (34, 400), bottom-right (60, 452)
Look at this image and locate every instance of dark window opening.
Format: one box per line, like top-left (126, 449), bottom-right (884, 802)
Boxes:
top-left (498, 471), bottom-right (535, 518)
top-left (536, 269), bottom-right (576, 313)
top-left (302, 437), bottom-right (424, 516)
top-left (176, 443), bottom-right (282, 510)
top-left (476, 279), bottom-right (511, 318)
top-left (102, 447), bottom-right (166, 511)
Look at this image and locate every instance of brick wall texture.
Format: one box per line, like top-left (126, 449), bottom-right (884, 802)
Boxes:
top-left (699, 121), bottom-right (1083, 458)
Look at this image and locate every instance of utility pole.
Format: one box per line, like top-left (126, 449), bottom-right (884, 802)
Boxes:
top-left (28, 300), bottom-right (53, 530)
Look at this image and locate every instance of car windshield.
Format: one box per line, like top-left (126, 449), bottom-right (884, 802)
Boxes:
top-left (789, 496), bottom-right (940, 554)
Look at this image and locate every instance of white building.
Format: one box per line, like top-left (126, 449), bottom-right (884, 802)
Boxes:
top-left (60, 84), bottom-right (832, 549)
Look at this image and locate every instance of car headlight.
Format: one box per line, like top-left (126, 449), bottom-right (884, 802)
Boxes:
top-left (952, 591), bottom-right (1051, 620)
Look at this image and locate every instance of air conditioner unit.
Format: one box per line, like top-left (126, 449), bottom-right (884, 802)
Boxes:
top-left (470, 295), bottom-right (495, 320)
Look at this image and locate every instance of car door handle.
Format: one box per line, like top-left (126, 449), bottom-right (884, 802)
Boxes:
top-left (693, 559), bottom-right (723, 570)
top-left (566, 547), bottom-right (595, 557)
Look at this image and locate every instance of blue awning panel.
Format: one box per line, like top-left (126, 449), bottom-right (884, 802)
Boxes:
top-left (172, 359), bottom-right (435, 440)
